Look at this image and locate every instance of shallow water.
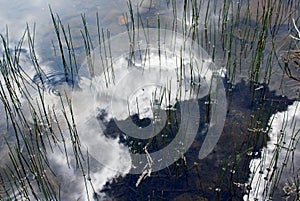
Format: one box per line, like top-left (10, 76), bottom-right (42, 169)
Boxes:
top-left (246, 101), bottom-right (300, 201)
top-left (0, 0), bottom-right (299, 200)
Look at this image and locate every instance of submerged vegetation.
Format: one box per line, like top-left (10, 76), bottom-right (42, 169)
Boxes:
top-left (0, 0), bottom-right (299, 200)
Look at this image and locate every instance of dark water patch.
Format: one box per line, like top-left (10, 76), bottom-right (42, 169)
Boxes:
top-left (99, 79), bottom-right (295, 201)
top-left (102, 100), bottom-right (205, 155)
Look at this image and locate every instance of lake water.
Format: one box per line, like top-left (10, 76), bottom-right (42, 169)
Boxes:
top-left (0, 0), bottom-right (299, 200)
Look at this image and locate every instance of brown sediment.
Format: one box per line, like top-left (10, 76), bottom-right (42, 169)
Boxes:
top-left (118, 15), bottom-right (130, 25)
top-left (172, 193), bottom-right (208, 201)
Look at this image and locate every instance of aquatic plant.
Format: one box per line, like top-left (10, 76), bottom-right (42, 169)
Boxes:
top-left (0, 0), bottom-right (299, 201)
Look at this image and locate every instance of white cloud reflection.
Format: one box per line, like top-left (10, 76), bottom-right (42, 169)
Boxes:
top-left (245, 101), bottom-right (300, 200)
